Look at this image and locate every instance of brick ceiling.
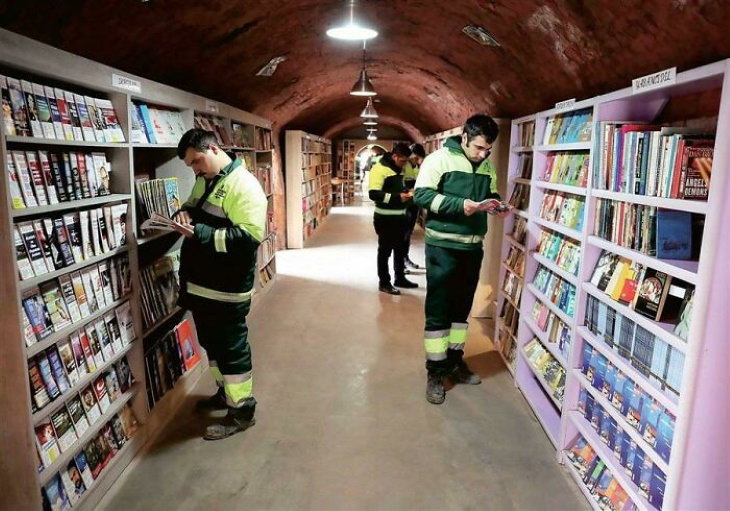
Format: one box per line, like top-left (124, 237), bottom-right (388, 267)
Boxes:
top-left (1, 0), bottom-right (729, 139)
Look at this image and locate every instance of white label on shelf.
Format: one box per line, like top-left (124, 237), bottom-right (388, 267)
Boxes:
top-left (205, 100), bottom-right (220, 114)
top-left (632, 67), bottom-right (677, 94)
top-left (554, 98), bottom-right (576, 112)
top-left (111, 74), bottom-right (141, 94)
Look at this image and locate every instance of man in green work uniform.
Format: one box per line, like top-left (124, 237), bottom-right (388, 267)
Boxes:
top-left (174, 128), bottom-right (267, 439)
top-left (402, 143), bottom-right (426, 272)
top-left (414, 115), bottom-right (510, 404)
top-left (369, 142), bottom-right (418, 295)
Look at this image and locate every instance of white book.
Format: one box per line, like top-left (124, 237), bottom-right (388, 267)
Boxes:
top-left (58, 273), bottom-right (82, 323)
top-left (98, 260), bottom-right (114, 305)
top-left (96, 207), bottom-right (110, 253)
top-left (14, 225), bottom-right (35, 280)
top-left (103, 206), bottom-right (116, 249)
top-left (115, 302), bottom-right (134, 346)
top-left (5, 152), bottom-right (26, 209)
top-left (0, 74), bottom-right (16, 136)
top-left (148, 107), bottom-right (169, 144)
top-left (36, 150), bottom-right (59, 204)
top-left (91, 152), bottom-right (110, 196)
top-left (94, 97), bottom-right (125, 142)
top-left (62, 213), bottom-right (84, 263)
top-left (93, 376), bottom-right (111, 412)
top-left (84, 154), bottom-right (98, 198)
top-left (23, 150), bottom-right (48, 206)
top-left (78, 210), bottom-right (93, 260)
top-left (77, 329), bottom-right (96, 373)
top-left (17, 221), bottom-right (47, 276)
top-left (54, 87), bottom-right (75, 141)
top-left (21, 307), bottom-right (36, 347)
top-left (21, 80), bottom-right (43, 138)
top-left (85, 96), bottom-right (106, 142)
top-left (70, 271), bottom-right (91, 319)
top-left (95, 319), bottom-right (114, 360)
top-left (80, 386), bottom-right (101, 424)
top-left (104, 312), bottom-right (124, 352)
top-left (64, 90), bottom-right (84, 141)
top-left (90, 265), bottom-right (107, 308)
top-left (89, 209), bottom-right (102, 256)
top-left (11, 150), bottom-right (38, 207)
top-left (80, 268), bottom-right (99, 313)
top-left (32, 82), bottom-right (56, 139)
top-left (44, 86), bottom-right (65, 139)
top-left (59, 466), bottom-right (81, 505)
top-left (111, 203), bottom-right (128, 246)
top-left (85, 323), bottom-right (105, 366)
top-left (74, 93), bottom-right (96, 142)
top-left (57, 340), bottom-right (80, 386)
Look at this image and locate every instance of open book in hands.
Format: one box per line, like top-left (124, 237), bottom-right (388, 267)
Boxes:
top-left (477, 199), bottom-right (511, 214)
top-left (140, 212), bottom-right (194, 236)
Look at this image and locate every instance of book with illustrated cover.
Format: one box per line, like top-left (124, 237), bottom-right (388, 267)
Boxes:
top-left (78, 210), bottom-right (93, 260)
top-left (5, 152), bottom-right (27, 209)
top-left (90, 265), bottom-right (107, 309)
top-left (94, 430), bottom-right (114, 470)
top-left (673, 289), bottom-right (694, 341)
top-left (115, 301), bottom-right (134, 346)
top-left (130, 103), bottom-right (147, 143)
top-left (85, 96), bottom-right (106, 142)
top-left (74, 451), bottom-right (95, 488)
top-left (18, 221), bottom-right (49, 277)
top-left (22, 307), bottom-right (37, 347)
top-left (64, 90), bottom-right (83, 141)
top-left (114, 356), bottom-right (134, 393)
top-left (52, 217), bottom-right (76, 267)
top-left (11, 151), bottom-right (38, 207)
top-left (32, 82), bottom-right (55, 139)
top-left (63, 151), bottom-right (83, 199)
top-left (73, 151), bottom-right (91, 198)
top-left (70, 271), bottom-right (91, 319)
top-left (69, 331), bottom-right (89, 377)
top-left (95, 97), bottom-right (125, 142)
top-left (104, 369), bottom-right (122, 402)
top-left (85, 323), bottom-right (105, 366)
top-left (28, 358), bottom-right (51, 410)
top-left (93, 375), bottom-right (111, 412)
top-left (682, 145), bottom-right (713, 200)
top-left (21, 80), bottom-right (43, 137)
top-left (47, 346), bottom-right (71, 395)
top-left (14, 225), bottom-right (34, 280)
top-left (33, 220), bottom-right (56, 273)
top-left (60, 459), bottom-right (86, 504)
top-left (43, 86), bottom-right (65, 139)
top-left (103, 205), bottom-right (115, 249)
top-left (91, 152), bottom-right (111, 196)
top-left (48, 152), bottom-right (71, 200)
top-left (634, 268), bottom-right (671, 321)
top-left (22, 288), bottom-right (53, 341)
top-left (105, 312), bottom-right (124, 353)
top-left (80, 268), bottom-right (99, 313)
top-left (77, 329), bottom-right (97, 372)
top-left (24, 150), bottom-right (49, 206)
top-left (0, 74), bottom-right (16, 136)
top-left (82, 437), bottom-right (103, 480)
top-left (175, 318), bottom-right (201, 371)
top-left (80, 385), bottom-right (102, 424)
top-left (7, 76), bottom-right (32, 136)
top-left (57, 340), bottom-right (79, 386)
top-left (40, 280), bottom-right (72, 331)
top-left (42, 473), bottom-right (71, 511)
top-left (53, 88), bottom-right (74, 141)
top-left (119, 403), bottom-right (139, 438)
top-left (36, 150), bottom-right (60, 204)
top-left (67, 394), bottom-right (90, 437)
top-left (111, 203), bottom-right (129, 246)
top-left (73, 92), bottom-right (96, 142)
top-left (102, 423), bottom-right (121, 455)
top-left (111, 414), bottom-right (128, 448)
top-left (58, 274), bottom-right (82, 323)
top-left (35, 421), bottom-right (61, 467)
top-left (51, 407), bottom-right (78, 452)
top-left (95, 318), bottom-right (114, 360)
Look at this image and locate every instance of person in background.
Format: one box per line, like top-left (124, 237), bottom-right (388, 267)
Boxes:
top-left (402, 143), bottom-right (426, 272)
top-left (368, 142), bottom-right (418, 295)
top-left (414, 115), bottom-right (510, 404)
top-left (173, 128), bottom-right (267, 439)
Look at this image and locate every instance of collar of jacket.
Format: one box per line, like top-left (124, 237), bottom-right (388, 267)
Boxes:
top-left (380, 152), bottom-right (403, 174)
top-left (217, 157), bottom-right (242, 178)
top-left (444, 135), bottom-right (466, 156)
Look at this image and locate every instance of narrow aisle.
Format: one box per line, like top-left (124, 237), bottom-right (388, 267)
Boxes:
top-left (101, 203), bottom-right (585, 511)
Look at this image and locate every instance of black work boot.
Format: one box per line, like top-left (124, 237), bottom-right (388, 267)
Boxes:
top-left (405, 258), bottom-right (422, 269)
top-left (393, 277), bottom-right (418, 288)
top-left (194, 387), bottom-right (227, 413)
top-left (450, 361), bottom-right (482, 385)
top-left (426, 373), bottom-right (445, 405)
top-left (203, 399), bottom-right (256, 440)
top-left (379, 283), bottom-right (401, 295)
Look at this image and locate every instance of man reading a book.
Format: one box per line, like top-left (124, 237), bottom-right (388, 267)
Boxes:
top-left (174, 128), bottom-right (267, 440)
top-left (414, 114), bottom-right (510, 404)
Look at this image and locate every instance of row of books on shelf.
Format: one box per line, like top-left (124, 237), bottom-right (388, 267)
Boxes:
top-left (259, 261), bottom-right (275, 288)
top-left (594, 201), bottom-right (701, 261)
top-left (585, 295), bottom-right (686, 398)
top-left (6, 149), bottom-right (113, 210)
top-left (301, 138), bottom-right (329, 153)
top-left (590, 250), bottom-right (694, 329)
top-left (497, 328), bottom-right (517, 370)
top-left (508, 182), bottom-right (530, 211)
top-left (140, 251), bottom-right (180, 331)
top-left (16, 204), bottom-right (128, 280)
top-left (499, 300), bottom-right (520, 335)
top-left (539, 191), bottom-right (585, 232)
top-left (504, 245), bottom-right (526, 276)
top-left (593, 123), bottom-right (714, 200)
top-left (502, 270), bottom-right (523, 303)
top-left (145, 317), bottom-right (200, 409)
top-left (22, 254), bottom-right (132, 344)
top-left (259, 235), bottom-right (276, 268)
top-left (565, 435), bottom-right (638, 511)
top-left (510, 217), bottom-right (528, 245)
top-left (533, 265), bottom-right (577, 318)
top-left (28, 304), bottom-right (134, 413)
top-left (0, 74), bottom-right (125, 143)
top-left (530, 302), bottom-right (572, 359)
top-left (581, 342), bottom-right (677, 465)
top-left (542, 108), bottom-right (593, 145)
top-left (516, 153), bottom-right (533, 179)
top-left (40, 402), bottom-right (139, 511)
top-left (134, 176), bottom-right (180, 232)
top-left (536, 229), bottom-right (581, 275)
top-left (539, 152), bottom-right (590, 187)
top-left (193, 113), bottom-right (233, 147)
top-left (255, 127), bottom-right (272, 151)
top-left (251, 164), bottom-right (272, 195)
top-left (518, 120), bottom-right (536, 147)
top-left (130, 103), bottom-right (185, 145)
top-left (233, 150), bottom-right (254, 171)
top-left (523, 337), bottom-right (566, 405)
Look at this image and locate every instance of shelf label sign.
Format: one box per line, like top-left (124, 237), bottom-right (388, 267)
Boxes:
top-left (632, 67), bottom-right (676, 94)
top-left (112, 74), bottom-right (141, 94)
top-left (205, 100), bottom-right (220, 114)
top-left (554, 98), bottom-right (576, 112)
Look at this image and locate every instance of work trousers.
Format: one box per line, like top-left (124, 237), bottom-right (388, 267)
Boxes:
top-left (373, 214), bottom-right (408, 286)
top-left (423, 244), bottom-right (483, 376)
top-left (404, 205), bottom-right (420, 260)
top-left (191, 298), bottom-right (255, 411)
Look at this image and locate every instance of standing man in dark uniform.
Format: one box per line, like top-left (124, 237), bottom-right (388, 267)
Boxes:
top-left (174, 128), bottom-right (267, 439)
top-left (402, 143), bottom-right (426, 271)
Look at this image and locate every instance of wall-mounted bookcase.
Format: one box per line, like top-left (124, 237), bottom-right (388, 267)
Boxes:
top-left (285, 130), bottom-right (332, 249)
top-left (335, 139), bottom-right (356, 205)
top-left (0, 28), bottom-right (277, 510)
top-left (495, 61), bottom-right (730, 510)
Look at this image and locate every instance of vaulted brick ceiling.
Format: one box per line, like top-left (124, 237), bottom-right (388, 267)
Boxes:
top-left (2, 0), bottom-right (729, 140)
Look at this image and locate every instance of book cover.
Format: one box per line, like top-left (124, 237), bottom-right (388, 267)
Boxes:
top-left (22, 307), bottom-right (37, 347)
top-left (98, 260), bottom-right (115, 305)
top-left (48, 152), bottom-right (70, 201)
top-left (111, 414), bottom-right (128, 448)
top-left (11, 150), bottom-right (39, 208)
top-left (22, 288), bottom-right (53, 341)
top-left (70, 271), bottom-right (91, 319)
top-left (90, 264), bottom-right (107, 309)
top-left (634, 268), bottom-right (671, 321)
top-left (43, 86), bottom-right (65, 139)
top-left (53, 88), bottom-right (74, 141)
top-left (80, 267), bottom-right (99, 313)
top-left (115, 302), bottom-right (135, 346)
top-left (36, 150), bottom-right (60, 204)
top-left (61, 459), bottom-right (86, 504)
top-left (96, 318), bottom-right (115, 360)
top-left (57, 340), bottom-right (79, 386)
top-left (51, 407), bottom-right (78, 452)
top-left (111, 203), bottom-right (129, 246)
top-left (130, 103), bottom-right (148, 143)
top-left (40, 280), bottom-right (72, 331)
top-left (655, 209), bottom-right (692, 260)
top-left (52, 216), bottom-right (76, 267)
top-left (86, 322), bottom-right (105, 367)
top-left (137, 103), bottom-right (157, 144)
top-left (626, 385), bottom-right (645, 431)
top-left (682, 145), bottom-right (713, 200)
top-left (74, 451), bottom-right (95, 488)
top-left (21, 79), bottom-right (43, 137)
top-left (96, 207), bottom-right (111, 253)
top-left (119, 403), bottom-right (139, 439)
top-left (32, 219), bottom-right (56, 273)
top-left (5, 152), bottom-right (27, 209)
top-left (28, 357), bottom-right (51, 409)
top-left (80, 385), bottom-right (102, 424)
top-left (95, 97), bottom-right (126, 142)
top-left (639, 399), bottom-right (662, 448)
top-left (78, 210), bottom-right (93, 259)
top-left (6, 76), bottom-right (31, 136)
top-left (102, 423), bottom-right (121, 455)
top-left (35, 421), bottom-right (61, 467)
top-left (659, 279), bottom-right (693, 324)
top-left (69, 331), bottom-right (89, 377)
top-left (64, 90), bottom-right (83, 141)
top-left (14, 225), bottom-right (35, 280)
top-left (85, 96), bottom-right (107, 142)
top-left (93, 375), bottom-right (111, 412)
top-left (42, 474), bottom-right (71, 511)
top-left (94, 430), bottom-right (114, 469)
top-left (77, 328), bottom-right (97, 372)
top-left (115, 356), bottom-right (134, 393)
top-left (23, 151), bottom-right (48, 207)
top-left (673, 289), bottom-right (694, 341)
top-left (82, 437), bottom-right (103, 480)
top-left (73, 92), bottom-right (96, 142)
top-left (46, 346), bottom-right (71, 395)
top-left (74, 151), bottom-right (91, 198)
top-left (58, 274), bottom-right (81, 324)
top-left (32, 82), bottom-right (56, 139)
top-left (104, 369), bottom-right (122, 402)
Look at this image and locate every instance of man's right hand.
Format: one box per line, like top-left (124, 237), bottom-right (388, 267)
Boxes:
top-left (400, 191), bottom-right (413, 202)
top-left (463, 199), bottom-right (481, 216)
top-left (174, 210), bottom-right (193, 226)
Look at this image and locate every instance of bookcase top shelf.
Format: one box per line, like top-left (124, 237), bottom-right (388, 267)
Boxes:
top-left (10, 194), bottom-right (132, 219)
top-left (5, 135), bottom-right (128, 149)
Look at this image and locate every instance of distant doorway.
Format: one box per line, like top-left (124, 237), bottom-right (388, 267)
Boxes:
top-left (356, 144), bottom-right (386, 197)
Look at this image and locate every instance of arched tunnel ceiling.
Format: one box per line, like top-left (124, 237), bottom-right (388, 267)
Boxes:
top-left (2, 0), bottom-right (730, 139)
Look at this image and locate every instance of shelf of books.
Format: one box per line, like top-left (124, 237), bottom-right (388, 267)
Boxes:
top-left (0, 28), bottom-right (277, 509)
top-left (285, 130), bottom-right (333, 249)
top-left (335, 139), bottom-right (356, 204)
top-left (495, 61), bottom-right (730, 509)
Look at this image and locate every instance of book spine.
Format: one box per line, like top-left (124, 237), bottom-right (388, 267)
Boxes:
top-left (12, 151), bottom-right (38, 207)
top-left (5, 152), bottom-right (27, 209)
top-left (75, 151), bottom-right (91, 198)
top-left (24, 151), bottom-right (49, 206)
top-left (36, 150), bottom-right (60, 204)
top-left (21, 79), bottom-right (43, 138)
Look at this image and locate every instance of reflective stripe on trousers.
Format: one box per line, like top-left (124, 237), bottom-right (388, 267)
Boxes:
top-left (224, 371), bottom-right (253, 407)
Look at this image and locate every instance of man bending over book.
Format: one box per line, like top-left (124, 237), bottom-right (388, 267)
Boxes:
top-left (174, 129), bottom-right (267, 440)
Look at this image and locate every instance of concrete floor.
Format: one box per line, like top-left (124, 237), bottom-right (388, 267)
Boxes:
top-left (100, 202), bottom-right (587, 511)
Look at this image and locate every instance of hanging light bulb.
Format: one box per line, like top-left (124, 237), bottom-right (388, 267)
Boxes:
top-left (326, 0), bottom-right (378, 41)
top-left (360, 97), bottom-right (378, 118)
top-left (367, 133), bottom-right (377, 141)
top-left (363, 119), bottom-right (378, 126)
top-left (350, 41), bottom-right (376, 96)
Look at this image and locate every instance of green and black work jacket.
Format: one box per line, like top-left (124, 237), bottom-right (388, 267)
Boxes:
top-left (414, 136), bottom-right (500, 251)
top-left (368, 153), bottom-right (411, 217)
top-left (177, 158), bottom-right (267, 307)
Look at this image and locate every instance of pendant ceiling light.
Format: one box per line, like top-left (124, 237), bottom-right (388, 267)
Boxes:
top-left (363, 119), bottom-right (378, 126)
top-left (350, 42), bottom-right (376, 96)
top-left (326, 0), bottom-right (378, 41)
top-left (360, 98), bottom-right (378, 118)
top-left (367, 133), bottom-right (377, 141)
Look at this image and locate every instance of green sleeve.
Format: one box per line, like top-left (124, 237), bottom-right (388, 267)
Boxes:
top-left (414, 154), bottom-right (465, 216)
top-left (368, 164), bottom-right (404, 205)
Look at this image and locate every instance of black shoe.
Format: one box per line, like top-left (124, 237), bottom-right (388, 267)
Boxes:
top-left (393, 278), bottom-right (418, 288)
top-left (426, 374), bottom-right (445, 404)
top-left (405, 258), bottom-right (422, 270)
top-left (379, 283), bottom-right (401, 295)
top-left (204, 405), bottom-right (256, 440)
top-left (450, 361), bottom-right (482, 385)
top-left (195, 387), bottom-right (227, 413)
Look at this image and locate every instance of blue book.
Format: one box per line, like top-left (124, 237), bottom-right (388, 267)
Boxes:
top-left (138, 104), bottom-right (157, 144)
top-left (639, 399), bottom-right (661, 447)
top-left (603, 363), bottom-right (617, 400)
top-left (620, 380), bottom-right (635, 417)
top-left (577, 387), bottom-right (588, 416)
top-left (612, 427), bottom-right (624, 459)
top-left (625, 440), bottom-right (638, 476)
top-left (649, 466), bottom-right (667, 509)
top-left (590, 353), bottom-right (608, 392)
top-left (655, 209), bottom-right (692, 260)
top-left (612, 371), bottom-right (627, 411)
top-left (43, 474), bottom-right (71, 511)
top-left (665, 348), bottom-right (685, 396)
top-left (631, 448), bottom-right (646, 487)
top-left (584, 393), bottom-right (596, 424)
top-left (36, 353), bottom-right (61, 400)
top-left (590, 401), bottom-right (602, 431)
top-left (655, 411), bottom-right (675, 464)
top-left (650, 338), bottom-right (670, 388)
top-left (627, 385), bottom-right (645, 431)
top-left (606, 417), bottom-right (619, 450)
top-left (581, 343), bottom-right (593, 375)
top-left (599, 409), bottom-right (612, 444)
top-left (46, 347), bottom-right (70, 395)
top-left (620, 435), bottom-right (634, 472)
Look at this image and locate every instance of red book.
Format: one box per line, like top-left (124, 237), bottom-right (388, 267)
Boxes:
top-left (175, 319), bottom-right (201, 371)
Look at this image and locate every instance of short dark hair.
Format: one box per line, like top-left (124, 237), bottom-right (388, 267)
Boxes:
top-left (463, 115), bottom-right (499, 144)
top-left (177, 128), bottom-right (218, 159)
top-left (391, 142), bottom-right (412, 158)
top-left (409, 143), bottom-right (426, 158)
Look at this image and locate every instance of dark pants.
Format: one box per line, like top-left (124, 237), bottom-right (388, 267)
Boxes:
top-left (424, 244), bottom-right (483, 376)
top-left (373, 214), bottom-right (408, 285)
top-left (404, 205), bottom-right (419, 260)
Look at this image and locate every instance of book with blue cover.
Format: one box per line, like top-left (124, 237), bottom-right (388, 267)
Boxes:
top-left (611, 372), bottom-right (627, 411)
top-left (620, 379), bottom-right (635, 417)
top-left (655, 410), bottom-right (675, 463)
top-left (639, 399), bottom-right (662, 447)
top-left (627, 385), bottom-right (645, 430)
top-left (655, 209), bottom-right (692, 260)
top-left (649, 465), bottom-right (667, 508)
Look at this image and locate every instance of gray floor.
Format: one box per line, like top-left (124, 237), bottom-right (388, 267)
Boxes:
top-left (100, 202), bottom-right (587, 511)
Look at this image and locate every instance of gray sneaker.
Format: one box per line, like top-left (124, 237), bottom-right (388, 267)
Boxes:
top-left (450, 362), bottom-right (482, 385)
top-left (426, 374), bottom-right (445, 405)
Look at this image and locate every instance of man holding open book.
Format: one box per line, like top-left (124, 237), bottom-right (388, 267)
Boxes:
top-left (414, 114), bottom-right (511, 404)
top-left (171, 129), bottom-right (267, 440)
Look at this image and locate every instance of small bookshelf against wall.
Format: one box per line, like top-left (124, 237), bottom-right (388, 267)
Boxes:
top-left (336, 139), bottom-right (356, 204)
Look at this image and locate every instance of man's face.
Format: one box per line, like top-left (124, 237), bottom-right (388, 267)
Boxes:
top-left (392, 153), bottom-right (408, 169)
top-left (184, 146), bottom-right (219, 180)
top-left (461, 134), bottom-right (492, 164)
top-left (410, 155), bottom-right (424, 167)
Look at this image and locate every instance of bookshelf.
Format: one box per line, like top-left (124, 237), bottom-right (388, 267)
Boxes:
top-left (285, 130), bottom-right (333, 249)
top-left (0, 28), bottom-right (277, 509)
top-left (335, 139), bottom-right (356, 204)
top-left (495, 61), bottom-right (730, 509)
